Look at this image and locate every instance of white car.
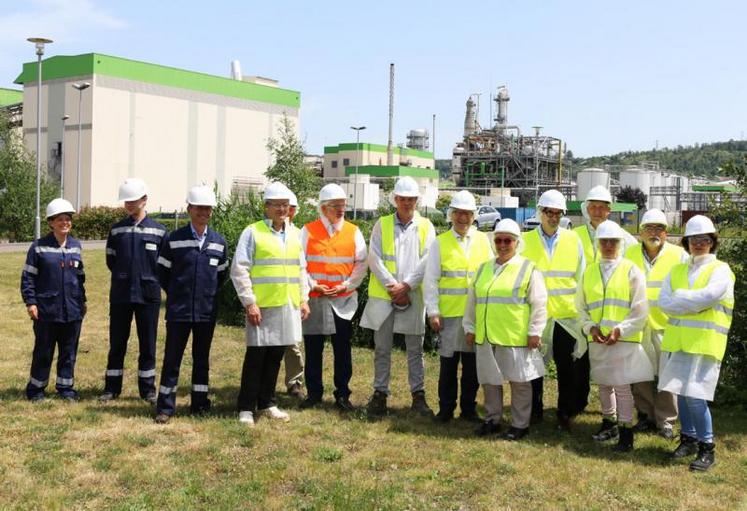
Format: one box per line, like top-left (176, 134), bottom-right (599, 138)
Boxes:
top-left (473, 205), bottom-right (502, 230)
top-left (522, 216), bottom-right (572, 231)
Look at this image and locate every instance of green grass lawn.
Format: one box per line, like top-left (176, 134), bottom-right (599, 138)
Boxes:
top-left (0, 250), bottom-right (745, 510)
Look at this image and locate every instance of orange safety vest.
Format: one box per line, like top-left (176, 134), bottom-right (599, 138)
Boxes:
top-left (304, 219), bottom-right (358, 299)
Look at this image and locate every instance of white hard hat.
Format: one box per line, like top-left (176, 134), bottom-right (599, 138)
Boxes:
top-left (46, 198), bottom-right (75, 219)
top-left (537, 189), bottom-right (567, 211)
top-left (684, 215), bottom-right (716, 237)
top-left (288, 191), bottom-right (298, 208)
top-left (264, 182), bottom-right (290, 201)
top-left (393, 176), bottom-right (420, 197)
top-left (319, 183), bottom-right (347, 202)
top-left (640, 208), bottom-right (668, 228)
top-left (585, 185), bottom-right (613, 203)
top-left (118, 178), bottom-right (148, 202)
top-left (186, 185), bottom-right (216, 207)
top-left (449, 190), bottom-right (477, 211)
top-left (493, 218), bottom-right (521, 237)
top-left (596, 220), bottom-right (625, 239)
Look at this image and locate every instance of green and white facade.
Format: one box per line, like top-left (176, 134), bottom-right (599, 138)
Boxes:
top-left (15, 53), bottom-right (300, 210)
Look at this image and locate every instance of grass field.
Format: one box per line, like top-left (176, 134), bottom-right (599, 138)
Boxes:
top-left (0, 250), bottom-right (745, 510)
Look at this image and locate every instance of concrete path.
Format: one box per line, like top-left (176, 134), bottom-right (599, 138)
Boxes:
top-left (0, 240), bottom-right (106, 253)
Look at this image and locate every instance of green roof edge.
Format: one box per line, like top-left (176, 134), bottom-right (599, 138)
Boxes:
top-left (325, 142), bottom-right (433, 159)
top-left (344, 165), bottom-right (438, 179)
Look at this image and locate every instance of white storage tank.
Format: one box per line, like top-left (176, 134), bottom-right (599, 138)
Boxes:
top-left (619, 168), bottom-right (653, 205)
top-left (577, 168), bottom-right (611, 201)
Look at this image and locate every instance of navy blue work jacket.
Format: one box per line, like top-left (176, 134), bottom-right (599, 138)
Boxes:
top-left (20, 234), bottom-right (86, 323)
top-left (106, 215), bottom-right (167, 304)
top-left (157, 225), bottom-right (229, 322)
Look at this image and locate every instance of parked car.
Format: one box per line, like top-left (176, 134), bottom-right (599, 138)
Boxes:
top-left (473, 205), bottom-right (502, 230)
top-left (522, 216), bottom-right (572, 231)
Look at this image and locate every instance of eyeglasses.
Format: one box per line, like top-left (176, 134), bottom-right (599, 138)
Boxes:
top-left (599, 239), bottom-right (620, 245)
top-left (689, 235), bottom-right (713, 245)
top-left (643, 225), bottom-right (666, 233)
top-left (494, 237), bottom-right (516, 245)
top-left (267, 202), bottom-right (289, 209)
top-left (542, 209), bottom-right (563, 217)
top-left (324, 203), bottom-right (347, 210)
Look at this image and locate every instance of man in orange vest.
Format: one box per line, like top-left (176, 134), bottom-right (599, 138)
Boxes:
top-left (300, 184), bottom-right (368, 411)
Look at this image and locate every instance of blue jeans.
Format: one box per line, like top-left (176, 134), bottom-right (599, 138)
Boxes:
top-left (677, 395), bottom-right (714, 443)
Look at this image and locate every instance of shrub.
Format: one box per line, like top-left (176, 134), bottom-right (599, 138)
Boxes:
top-left (73, 206), bottom-right (127, 240)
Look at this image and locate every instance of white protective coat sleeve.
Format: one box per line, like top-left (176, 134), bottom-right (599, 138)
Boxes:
top-left (423, 236), bottom-right (442, 317)
top-left (658, 255), bottom-right (734, 316)
top-left (401, 221), bottom-right (436, 291)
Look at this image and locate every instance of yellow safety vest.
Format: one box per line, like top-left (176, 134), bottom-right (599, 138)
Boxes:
top-left (436, 228), bottom-right (492, 317)
top-left (625, 242), bottom-right (685, 331)
top-left (473, 256), bottom-right (534, 346)
top-left (522, 228), bottom-right (581, 319)
top-left (574, 224), bottom-right (598, 263)
top-left (662, 260), bottom-right (734, 361)
top-left (368, 213), bottom-right (432, 301)
top-left (249, 220), bottom-right (302, 307)
top-left (582, 258), bottom-right (642, 343)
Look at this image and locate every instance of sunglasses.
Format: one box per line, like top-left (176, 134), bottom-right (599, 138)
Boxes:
top-left (689, 235), bottom-right (713, 245)
top-left (494, 237), bottom-right (516, 245)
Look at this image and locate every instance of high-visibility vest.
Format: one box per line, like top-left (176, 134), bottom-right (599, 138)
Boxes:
top-left (368, 213), bottom-right (432, 301)
top-left (582, 258), bottom-right (642, 343)
top-left (662, 260), bottom-right (735, 361)
top-left (473, 256), bottom-right (534, 346)
top-left (574, 224), bottom-right (598, 263)
top-left (522, 228), bottom-right (581, 319)
top-left (625, 242), bottom-right (685, 331)
top-left (249, 220), bottom-right (302, 307)
top-left (304, 219), bottom-right (357, 299)
top-left (436, 228), bottom-right (492, 317)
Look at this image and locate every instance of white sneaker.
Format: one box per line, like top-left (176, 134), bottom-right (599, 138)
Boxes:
top-left (257, 406), bottom-right (290, 422)
top-left (238, 410), bottom-right (255, 426)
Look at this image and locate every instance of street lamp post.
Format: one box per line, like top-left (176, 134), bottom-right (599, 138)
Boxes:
top-left (60, 114), bottom-right (69, 197)
top-left (72, 82), bottom-right (90, 210)
top-left (350, 126), bottom-right (366, 220)
top-left (27, 37), bottom-right (53, 238)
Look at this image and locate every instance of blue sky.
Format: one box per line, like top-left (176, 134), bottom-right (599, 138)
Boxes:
top-left (2, 0), bottom-right (745, 158)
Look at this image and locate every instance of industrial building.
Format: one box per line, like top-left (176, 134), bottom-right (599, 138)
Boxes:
top-left (322, 142), bottom-right (434, 177)
top-left (14, 53), bottom-right (300, 211)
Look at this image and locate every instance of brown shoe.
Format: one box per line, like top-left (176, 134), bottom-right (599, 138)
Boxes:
top-left (287, 383), bottom-right (306, 401)
top-left (411, 391), bottom-right (434, 417)
top-left (154, 413), bottom-right (171, 424)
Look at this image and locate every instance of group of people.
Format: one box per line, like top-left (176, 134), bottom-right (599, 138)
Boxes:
top-left (20, 176), bottom-right (734, 473)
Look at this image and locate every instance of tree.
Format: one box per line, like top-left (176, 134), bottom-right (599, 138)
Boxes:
top-left (264, 115), bottom-right (321, 219)
top-left (616, 186), bottom-right (647, 210)
top-left (0, 112), bottom-right (59, 242)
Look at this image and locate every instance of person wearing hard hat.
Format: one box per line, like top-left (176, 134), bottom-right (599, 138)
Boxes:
top-left (575, 185), bottom-right (637, 263)
top-left (299, 183), bottom-right (367, 411)
top-left (282, 189), bottom-right (306, 402)
top-left (153, 186), bottom-right (229, 424)
top-left (463, 219), bottom-right (548, 440)
top-left (100, 179), bottom-right (167, 404)
top-left (361, 176), bottom-right (436, 417)
top-left (658, 215), bottom-right (734, 472)
top-left (21, 199), bottom-right (86, 401)
top-left (424, 190), bottom-right (493, 423)
top-left (231, 182), bottom-right (311, 426)
top-left (576, 220), bottom-right (652, 452)
top-left (522, 189), bottom-right (588, 430)
top-left (624, 209), bottom-right (687, 439)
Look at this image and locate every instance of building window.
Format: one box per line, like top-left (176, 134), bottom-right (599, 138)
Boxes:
top-left (331, 160), bottom-right (338, 168)
top-left (343, 158), bottom-right (350, 166)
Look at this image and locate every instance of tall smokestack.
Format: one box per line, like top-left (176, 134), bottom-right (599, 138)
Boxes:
top-left (387, 63), bottom-right (394, 166)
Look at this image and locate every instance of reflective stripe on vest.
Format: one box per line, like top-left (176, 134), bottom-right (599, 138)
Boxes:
top-left (625, 242), bottom-right (685, 331)
top-left (661, 260), bottom-right (734, 361)
top-left (249, 220), bottom-right (302, 307)
top-left (582, 258), bottom-right (642, 343)
top-left (368, 213), bottom-right (431, 301)
top-left (574, 225), bottom-right (598, 264)
top-left (474, 257), bottom-right (534, 346)
top-left (436, 228), bottom-right (492, 317)
top-left (305, 219), bottom-right (357, 298)
top-left (522, 228), bottom-right (581, 319)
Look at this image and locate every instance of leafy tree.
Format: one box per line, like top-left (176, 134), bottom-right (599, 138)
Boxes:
top-left (265, 115), bottom-right (321, 219)
top-left (616, 186), bottom-right (647, 210)
top-left (0, 112), bottom-right (59, 241)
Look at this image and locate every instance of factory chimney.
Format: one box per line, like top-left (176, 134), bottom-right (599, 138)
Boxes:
top-left (464, 97), bottom-right (476, 137)
top-left (230, 60), bottom-right (242, 80)
top-left (387, 63), bottom-right (394, 166)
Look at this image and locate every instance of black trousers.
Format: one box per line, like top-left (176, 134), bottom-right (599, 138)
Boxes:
top-left (237, 345), bottom-right (286, 412)
top-left (156, 321), bottom-right (216, 416)
top-left (438, 352), bottom-right (479, 415)
top-left (303, 311), bottom-right (353, 400)
top-left (105, 302), bottom-right (159, 397)
top-left (26, 321), bottom-right (81, 399)
top-left (549, 322), bottom-right (590, 418)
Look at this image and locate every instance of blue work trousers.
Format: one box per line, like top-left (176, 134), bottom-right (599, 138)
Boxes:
top-left (26, 320), bottom-right (81, 399)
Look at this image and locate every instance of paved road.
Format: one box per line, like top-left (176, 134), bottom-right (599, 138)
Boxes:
top-left (0, 240), bottom-right (106, 253)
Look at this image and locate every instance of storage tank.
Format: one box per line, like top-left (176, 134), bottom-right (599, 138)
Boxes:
top-left (576, 168), bottom-right (611, 201)
top-left (406, 128), bottom-right (430, 150)
top-left (619, 168), bottom-right (653, 204)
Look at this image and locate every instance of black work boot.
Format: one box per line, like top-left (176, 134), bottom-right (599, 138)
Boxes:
top-left (592, 418), bottom-right (619, 442)
top-left (411, 391), bottom-right (434, 417)
top-left (613, 426), bottom-right (634, 452)
top-left (671, 434), bottom-right (699, 459)
top-left (366, 390), bottom-right (388, 417)
top-left (689, 442), bottom-right (716, 471)
top-left (632, 413), bottom-right (656, 433)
